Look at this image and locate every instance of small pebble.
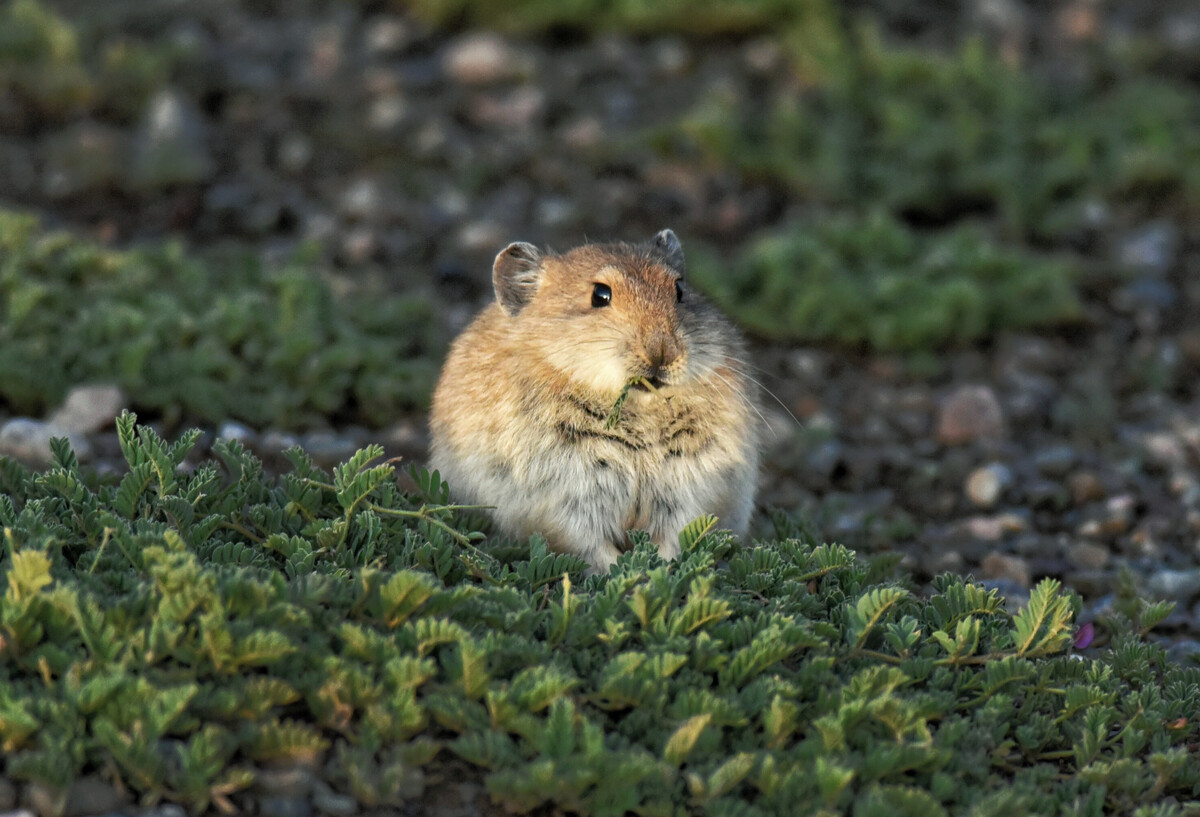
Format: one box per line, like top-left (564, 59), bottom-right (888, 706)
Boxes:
top-left (255, 765), bottom-right (313, 796)
top-left (51, 383), bottom-right (120, 440)
top-left (216, 421), bottom-right (257, 447)
top-left (0, 777), bottom-right (15, 810)
top-left (442, 32), bottom-right (526, 85)
top-left (1032, 445), bottom-right (1077, 477)
top-left (0, 418), bottom-right (92, 467)
top-left (960, 515), bottom-right (1027, 542)
top-left (312, 780), bottom-right (358, 817)
top-left (965, 463), bottom-right (1012, 508)
top-left (980, 552), bottom-right (1032, 589)
top-left (1146, 568), bottom-right (1200, 602)
top-left (936, 385), bottom-right (1006, 446)
top-left (1067, 470), bottom-right (1106, 505)
top-left (1067, 541), bottom-right (1110, 571)
top-left (259, 796), bottom-right (313, 817)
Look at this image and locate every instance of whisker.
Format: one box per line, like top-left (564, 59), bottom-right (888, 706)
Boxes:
top-left (707, 368), bottom-right (772, 432)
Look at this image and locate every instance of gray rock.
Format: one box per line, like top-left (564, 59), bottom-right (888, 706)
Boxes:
top-left (465, 87), bottom-right (545, 130)
top-left (277, 132), bottom-right (314, 174)
top-left (936, 385), bottom-right (1006, 446)
top-left (0, 777), bottom-right (15, 810)
top-left (131, 90), bottom-right (214, 189)
top-left (338, 178), bottom-right (382, 221)
top-left (1117, 221), bottom-right (1179, 277)
top-left (1167, 640), bottom-right (1200, 665)
top-left (312, 780), bottom-right (358, 816)
top-left (47, 385), bottom-right (126, 435)
top-left (1022, 478), bottom-right (1069, 511)
top-left (24, 781), bottom-right (64, 817)
top-left (980, 577), bottom-right (1031, 612)
top-left (302, 431), bottom-right (359, 469)
top-left (260, 796), bottom-right (313, 817)
top-left (652, 37), bottom-right (691, 76)
top-left (0, 418), bottom-right (92, 467)
top-left (442, 32), bottom-right (528, 85)
top-left (61, 775), bottom-right (131, 817)
top-left (804, 440), bottom-right (845, 484)
top-left (1067, 541), bottom-right (1110, 570)
top-left (980, 552), bottom-right (1032, 589)
top-left (1142, 431), bottom-right (1187, 470)
top-left (149, 806), bottom-right (187, 817)
top-left (1033, 445), bottom-right (1078, 477)
top-left (1067, 470), bottom-right (1106, 505)
top-left (261, 430), bottom-right (301, 456)
top-left (216, 421), bottom-right (257, 447)
top-left (364, 15), bottom-right (412, 56)
top-left (368, 93), bottom-right (407, 131)
top-left (965, 463), bottom-right (1012, 508)
top-left (254, 765), bottom-right (312, 797)
top-left (1147, 568), bottom-right (1200, 602)
top-left (1065, 569), bottom-right (1111, 598)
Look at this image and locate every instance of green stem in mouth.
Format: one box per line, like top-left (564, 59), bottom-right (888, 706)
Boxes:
top-left (604, 376), bottom-right (654, 429)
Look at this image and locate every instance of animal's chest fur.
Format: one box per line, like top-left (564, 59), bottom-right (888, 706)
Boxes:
top-left (555, 390), bottom-right (715, 463)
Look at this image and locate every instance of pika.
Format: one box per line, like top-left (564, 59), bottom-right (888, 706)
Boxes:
top-left (429, 230), bottom-right (761, 573)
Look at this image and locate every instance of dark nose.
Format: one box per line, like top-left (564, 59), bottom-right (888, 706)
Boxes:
top-left (646, 333), bottom-right (680, 379)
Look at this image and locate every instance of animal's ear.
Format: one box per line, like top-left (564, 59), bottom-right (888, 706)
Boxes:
top-left (647, 228), bottom-right (685, 274)
top-left (493, 241), bottom-right (543, 316)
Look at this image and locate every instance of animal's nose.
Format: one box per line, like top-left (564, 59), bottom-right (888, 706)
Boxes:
top-left (646, 333), bottom-right (680, 377)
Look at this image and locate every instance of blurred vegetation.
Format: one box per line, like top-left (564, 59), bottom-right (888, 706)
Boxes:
top-left (0, 212), bottom-right (443, 427)
top-left (0, 415), bottom-right (1195, 814)
top-left (690, 210), bottom-right (1079, 349)
top-left (2, 0), bottom-right (1199, 425)
top-left (0, 0), bottom-right (191, 125)
top-left (681, 30), bottom-right (1200, 243)
top-left (403, 0), bottom-right (833, 36)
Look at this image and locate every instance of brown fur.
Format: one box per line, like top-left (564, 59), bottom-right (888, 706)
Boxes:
top-left (429, 232), bottom-right (761, 573)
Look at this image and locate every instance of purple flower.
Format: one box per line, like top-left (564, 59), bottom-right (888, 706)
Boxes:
top-left (1073, 622), bottom-right (1095, 650)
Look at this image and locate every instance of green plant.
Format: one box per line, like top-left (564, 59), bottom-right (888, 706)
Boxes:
top-left (0, 0), bottom-right (189, 123)
top-left (690, 210), bottom-right (1080, 350)
top-left (680, 28), bottom-right (1200, 241)
top-left (0, 413), bottom-right (1196, 814)
top-left (0, 211), bottom-right (444, 427)
top-left (401, 0), bottom-right (835, 36)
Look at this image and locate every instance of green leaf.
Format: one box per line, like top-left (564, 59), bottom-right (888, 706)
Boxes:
top-left (6, 549), bottom-right (53, 600)
top-left (1010, 578), bottom-right (1074, 657)
top-left (848, 586), bottom-right (909, 649)
top-left (663, 713), bottom-right (711, 765)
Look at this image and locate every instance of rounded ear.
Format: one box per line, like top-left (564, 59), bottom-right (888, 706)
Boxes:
top-left (647, 228), bottom-right (685, 274)
top-left (493, 241), bottom-right (543, 316)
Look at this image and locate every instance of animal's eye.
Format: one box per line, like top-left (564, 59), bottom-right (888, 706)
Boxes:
top-left (591, 282), bottom-right (612, 308)
top-left (675, 280), bottom-right (684, 303)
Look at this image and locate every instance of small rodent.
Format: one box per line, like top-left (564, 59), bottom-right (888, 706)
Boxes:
top-left (429, 230), bottom-right (761, 573)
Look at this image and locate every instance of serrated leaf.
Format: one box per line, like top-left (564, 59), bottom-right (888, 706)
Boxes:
top-left (6, 549), bottom-right (53, 600)
top-left (663, 713), bottom-right (711, 765)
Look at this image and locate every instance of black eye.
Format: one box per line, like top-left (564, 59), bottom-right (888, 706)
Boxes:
top-left (591, 282), bottom-right (612, 308)
top-left (675, 280), bottom-right (684, 303)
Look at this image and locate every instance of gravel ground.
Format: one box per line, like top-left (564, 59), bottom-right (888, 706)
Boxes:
top-left (1, 9), bottom-right (1200, 812)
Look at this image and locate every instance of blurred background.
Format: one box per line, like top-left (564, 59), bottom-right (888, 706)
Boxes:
top-left (2, 0), bottom-right (1200, 647)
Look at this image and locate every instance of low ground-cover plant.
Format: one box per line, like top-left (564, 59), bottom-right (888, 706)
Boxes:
top-left (681, 28), bottom-right (1200, 242)
top-left (0, 0), bottom-right (188, 125)
top-left (690, 210), bottom-right (1080, 350)
top-left (0, 413), bottom-right (1196, 814)
top-left (0, 211), bottom-right (444, 427)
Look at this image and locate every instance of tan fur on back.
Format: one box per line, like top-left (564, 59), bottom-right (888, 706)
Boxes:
top-left (429, 236), bottom-right (761, 573)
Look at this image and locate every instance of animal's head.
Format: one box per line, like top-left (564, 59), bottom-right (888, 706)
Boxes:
top-left (492, 230), bottom-right (725, 395)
